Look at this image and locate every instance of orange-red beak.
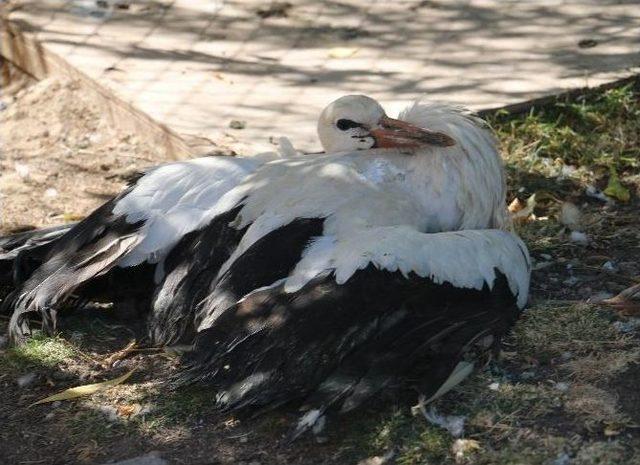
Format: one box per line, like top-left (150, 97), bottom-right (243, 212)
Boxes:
top-left (370, 116), bottom-right (456, 149)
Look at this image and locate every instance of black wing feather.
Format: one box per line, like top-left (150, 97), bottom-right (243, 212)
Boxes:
top-left (178, 266), bottom-right (520, 436)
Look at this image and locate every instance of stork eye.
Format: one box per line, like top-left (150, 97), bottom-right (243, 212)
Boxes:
top-left (336, 119), bottom-right (361, 131)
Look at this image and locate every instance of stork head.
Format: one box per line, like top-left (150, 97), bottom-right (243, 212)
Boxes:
top-left (317, 95), bottom-right (456, 153)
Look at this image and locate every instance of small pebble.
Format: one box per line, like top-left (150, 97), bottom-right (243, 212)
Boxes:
top-left (488, 382), bottom-right (500, 391)
top-left (569, 231), bottom-right (588, 244)
top-left (229, 120), bottom-right (246, 129)
top-left (553, 452), bottom-right (571, 465)
top-left (585, 185), bottom-right (611, 203)
top-left (14, 162), bottom-right (30, 180)
top-left (588, 291), bottom-right (613, 303)
top-left (44, 188), bottom-right (58, 198)
top-left (613, 319), bottom-right (640, 334)
top-left (97, 451), bottom-right (168, 465)
top-left (602, 261), bottom-right (617, 272)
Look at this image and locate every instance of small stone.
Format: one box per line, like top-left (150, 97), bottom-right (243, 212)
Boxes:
top-left (89, 132), bottom-right (103, 144)
top-left (553, 452), bottom-right (571, 465)
top-left (229, 120), bottom-right (246, 129)
top-left (588, 291), bottom-right (613, 303)
top-left (77, 138), bottom-right (90, 149)
top-left (559, 202), bottom-right (582, 231)
top-left (14, 162), bottom-right (30, 180)
top-left (613, 319), bottom-right (640, 334)
top-left (17, 372), bottom-right (38, 388)
top-left (602, 261), bottom-right (617, 272)
top-left (569, 231), bottom-right (588, 244)
top-left (586, 185), bottom-right (612, 203)
top-left (488, 382), bottom-right (500, 391)
top-left (98, 451), bottom-right (168, 465)
top-left (44, 188), bottom-right (58, 198)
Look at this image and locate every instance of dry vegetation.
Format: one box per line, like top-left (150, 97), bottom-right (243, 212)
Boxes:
top-left (1, 70), bottom-right (639, 464)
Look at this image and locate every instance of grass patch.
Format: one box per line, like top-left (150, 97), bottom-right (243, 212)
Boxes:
top-left (490, 83), bottom-right (640, 179)
top-left (1, 332), bottom-right (78, 372)
top-left (512, 303), bottom-right (630, 362)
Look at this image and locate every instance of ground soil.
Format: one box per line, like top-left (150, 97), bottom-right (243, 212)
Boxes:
top-left (1, 68), bottom-right (640, 465)
top-left (0, 60), bottom-right (238, 235)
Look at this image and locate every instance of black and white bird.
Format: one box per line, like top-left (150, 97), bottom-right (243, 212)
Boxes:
top-left (2, 95), bottom-right (530, 436)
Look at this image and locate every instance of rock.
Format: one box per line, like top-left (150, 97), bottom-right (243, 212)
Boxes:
top-left (229, 120), bottom-right (246, 129)
top-left (559, 201), bottom-right (582, 231)
top-left (569, 231), bottom-right (588, 244)
top-left (14, 162), bottom-right (30, 180)
top-left (423, 407), bottom-right (465, 437)
top-left (17, 372), bottom-right (38, 388)
top-left (613, 319), bottom-right (640, 334)
top-left (44, 188), bottom-right (58, 198)
top-left (357, 450), bottom-right (396, 465)
top-left (98, 451), bottom-right (168, 465)
top-left (554, 382), bottom-right (569, 392)
top-left (588, 291), bottom-right (613, 303)
top-left (553, 452), bottom-right (571, 465)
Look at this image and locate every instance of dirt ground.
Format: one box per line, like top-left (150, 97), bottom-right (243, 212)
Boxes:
top-left (1, 68), bottom-right (640, 465)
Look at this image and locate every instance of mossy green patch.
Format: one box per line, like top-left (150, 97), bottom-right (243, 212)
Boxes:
top-left (0, 333), bottom-right (78, 372)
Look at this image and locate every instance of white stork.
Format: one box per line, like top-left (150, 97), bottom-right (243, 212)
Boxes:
top-left (2, 95), bottom-right (530, 436)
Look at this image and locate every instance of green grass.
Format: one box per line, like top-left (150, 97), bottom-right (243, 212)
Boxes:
top-left (490, 83), bottom-right (640, 175)
top-left (1, 332), bottom-right (78, 372)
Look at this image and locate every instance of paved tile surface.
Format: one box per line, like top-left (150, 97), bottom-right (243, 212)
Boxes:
top-left (6, 0), bottom-right (640, 154)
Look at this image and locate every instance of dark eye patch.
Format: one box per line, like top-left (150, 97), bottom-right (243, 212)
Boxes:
top-left (336, 119), bottom-right (361, 131)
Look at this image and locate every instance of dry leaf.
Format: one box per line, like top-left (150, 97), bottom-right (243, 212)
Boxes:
top-left (328, 47), bottom-right (359, 58)
top-left (30, 370), bottom-right (134, 407)
top-left (510, 193), bottom-right (537, 223)
top-left (452, 438), bottom-right (481, 463)
top-left (508, 197), bottom-right (524, 213)
top-left (117, 403), bottom-right (141, 417)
